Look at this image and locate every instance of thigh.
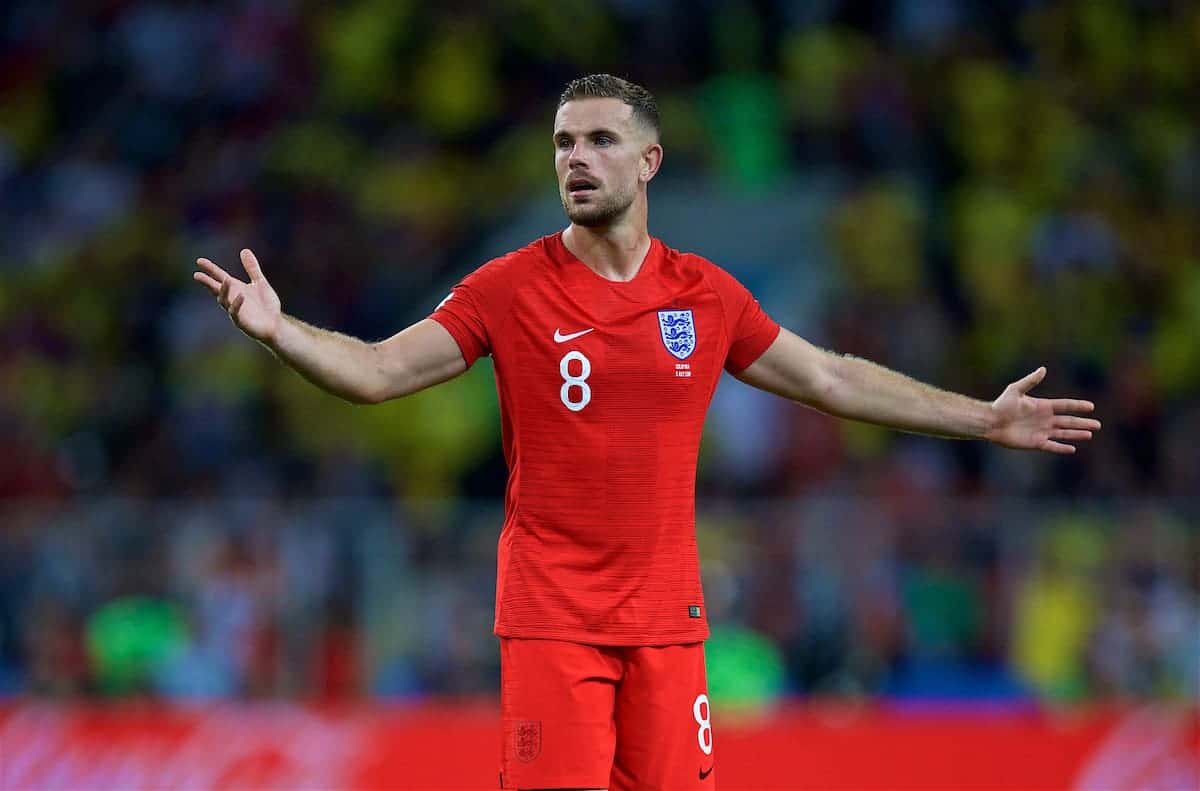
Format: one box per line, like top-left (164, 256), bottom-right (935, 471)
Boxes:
top-left (499, 637), bottom-right (620, 790)
top-left (610, 642), bottom-right (714, 791)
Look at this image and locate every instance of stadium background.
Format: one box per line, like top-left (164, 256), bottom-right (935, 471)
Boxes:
top-left (0, 0), bottom-right (1197, 788)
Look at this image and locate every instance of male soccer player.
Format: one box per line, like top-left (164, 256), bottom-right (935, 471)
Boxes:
top-left (194, 74), bottom-right (1101, 790)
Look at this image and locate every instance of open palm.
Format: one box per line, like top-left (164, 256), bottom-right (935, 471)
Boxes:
top-left (193, 249), bottom-right (282, 344)
top-left (987, 367), bottom-right (1101, 454)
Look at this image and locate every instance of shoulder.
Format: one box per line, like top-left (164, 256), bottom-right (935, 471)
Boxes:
top-left (655, 239), bottom-right (744, 297)
top-left (459, 235), bottom-right (554, 294)
top-left (471, 235), bottom-right (551, 279)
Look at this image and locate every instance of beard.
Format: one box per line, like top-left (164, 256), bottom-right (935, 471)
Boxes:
top-left (560, 184), bottom-right (636, 227)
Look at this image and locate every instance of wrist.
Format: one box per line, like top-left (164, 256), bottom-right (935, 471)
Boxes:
top-left (980, 400), bottom-right (1002, 442)
top-left (263, 313), bottom-right (291, 354)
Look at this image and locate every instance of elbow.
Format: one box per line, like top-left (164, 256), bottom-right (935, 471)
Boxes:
top-left (349, 389), bottom-right (385, 406)
top-left (807, 352), bottom-right (845, 410)
top-left (357, 374), bottom-right (405, 405)
top-left (356, 343), bottom-right (403, 405)
top-left (337, 382), bottom-right (385, 405)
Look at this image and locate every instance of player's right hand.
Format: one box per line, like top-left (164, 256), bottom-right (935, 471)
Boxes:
top-left (194, 249), bottom-right (282, 345)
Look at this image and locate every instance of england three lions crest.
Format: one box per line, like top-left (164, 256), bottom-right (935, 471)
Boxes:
top-left (514, 720), bottom-right (541, 762)
top-left (658, 309), bottom-right (696, 360)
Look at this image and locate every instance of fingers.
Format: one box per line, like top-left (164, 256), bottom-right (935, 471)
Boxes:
top-left (1015, 366), bottom-right (1047, 394)
top-left (195, 255), bottom-right (253, 321)
top-left (1052, 399), bottom-right (1095, 414)
top-left (1052, 429), bottom-right (1093, 442)
top-left (1042, 422), bottom-right (1098, 454)
top-left (1041, 439), bottom-right (1077, 454)
top-left (1055, 415), bottom-right (1102, 431)
top-left (196, 257), bottom-right (229, 283)
top-left (194, 257), bottom-right (234, 299)
top-left (240, 248), bottom-right (265, 282)
top-left (193, 271), bottom-right (222, 295)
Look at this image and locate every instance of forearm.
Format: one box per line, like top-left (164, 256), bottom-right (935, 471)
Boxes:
top-left (266, 315), bottom-right (387, 404)
top-left (820, 354), bottom-right (998, 440)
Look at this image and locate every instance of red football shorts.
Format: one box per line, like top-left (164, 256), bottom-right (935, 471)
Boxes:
top-left (499, 637), bottom-right (715, 790)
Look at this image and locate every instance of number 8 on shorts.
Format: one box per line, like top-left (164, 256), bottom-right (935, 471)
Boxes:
top-left (693, 693), bottom-right (712, 755)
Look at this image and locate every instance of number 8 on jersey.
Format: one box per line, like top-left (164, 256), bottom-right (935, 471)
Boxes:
top-left (559, 350), bottom-right (592, 411)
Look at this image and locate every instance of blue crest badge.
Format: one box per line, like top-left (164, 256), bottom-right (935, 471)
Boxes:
top-left (658, 309), bottom-right (696, 360)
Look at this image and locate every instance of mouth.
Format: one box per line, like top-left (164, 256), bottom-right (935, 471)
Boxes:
top-left (566, 176), bottom-right (598, 198)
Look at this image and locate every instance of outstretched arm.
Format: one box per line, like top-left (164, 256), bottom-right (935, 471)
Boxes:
top-left (735, 328), bottom-right (1100, 454)
top-left (194, 249), bottom-right (467, 404)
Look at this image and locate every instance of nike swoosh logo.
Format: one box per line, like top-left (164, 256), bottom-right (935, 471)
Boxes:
top-left (554, 327), bottom-right (595, 343)
top-left (699, 765), bottom-right (714, 780)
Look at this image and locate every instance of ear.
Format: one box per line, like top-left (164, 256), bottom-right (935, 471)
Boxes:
top-left (640, 142), bottom-right (663, 184)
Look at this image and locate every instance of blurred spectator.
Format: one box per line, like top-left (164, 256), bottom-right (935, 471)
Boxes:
top-left (86, 597), bottom-right (188, 697)
top-left (1011, 519), bottom-right (1104, 701)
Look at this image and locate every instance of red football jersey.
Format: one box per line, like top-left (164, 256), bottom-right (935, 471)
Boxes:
top-left (430, 231), bottom-right (780, 645)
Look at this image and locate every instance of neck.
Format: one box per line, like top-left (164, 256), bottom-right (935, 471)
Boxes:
top-left (562, 201), bottom-right (651, 282)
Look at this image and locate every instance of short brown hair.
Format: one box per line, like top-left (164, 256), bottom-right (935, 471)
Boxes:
top-left (558, 74), bottom-right (660, 139)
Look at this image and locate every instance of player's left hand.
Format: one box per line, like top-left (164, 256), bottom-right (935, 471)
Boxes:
top-left (985, 367), bottom-right (1101, 454)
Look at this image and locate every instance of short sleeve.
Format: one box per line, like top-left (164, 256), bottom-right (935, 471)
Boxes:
top-left (428, 256), bottom-right (518, 367)
top-left (707, 264), bottom-right (781, 374)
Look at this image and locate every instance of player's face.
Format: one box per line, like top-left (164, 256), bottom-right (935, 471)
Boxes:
top-left (553, 98), bottom-right (653, 227)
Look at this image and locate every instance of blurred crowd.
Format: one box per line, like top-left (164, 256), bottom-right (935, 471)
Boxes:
top-left (1, 0), bottom-right (1197, 704)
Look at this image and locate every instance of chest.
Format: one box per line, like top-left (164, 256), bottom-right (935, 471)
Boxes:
top-left (496, 281), bottom-right (727, 418)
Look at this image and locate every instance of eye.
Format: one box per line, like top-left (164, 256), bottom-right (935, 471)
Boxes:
top-left (556, 138), bottom-right (571, 150)
top-left (595, 135), bottom-right (612, 146)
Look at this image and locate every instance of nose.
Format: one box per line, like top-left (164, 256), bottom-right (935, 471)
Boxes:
top-left (567, 143), bottom-right (589, 169)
